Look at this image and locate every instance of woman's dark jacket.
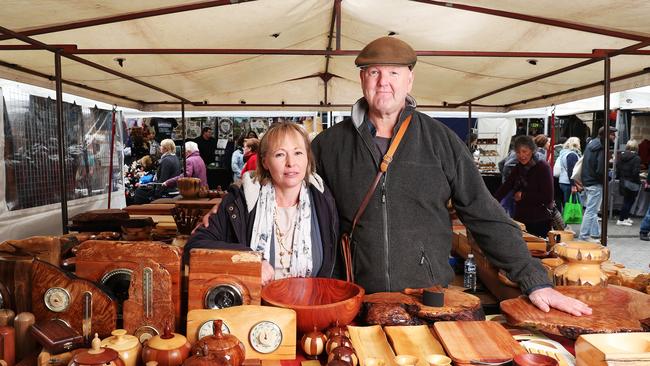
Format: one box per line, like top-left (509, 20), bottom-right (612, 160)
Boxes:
top-left (616, 151), bottom-right (641, 194)
top-left (494, 159), bottom-right (554, 223)
top-left (184, 180), bottom-right (339, 277)
top-left (156, 153), bottom-right (181, 183)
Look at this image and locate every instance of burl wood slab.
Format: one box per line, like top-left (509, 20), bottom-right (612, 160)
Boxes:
top-left (31, 259), bottom-right (117, 338)
top-left (123, 259), bottom-right (174, 337)
top-left (500, 285), bottom-right (650, 339)
top-left (363, 286), bottom-right (484, 326)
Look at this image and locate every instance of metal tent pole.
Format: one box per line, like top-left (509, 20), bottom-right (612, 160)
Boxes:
top-left (467, 102), bottom-right (472, 146)
top-left (181, 102), bottom-right (187, 175)
top-left (107, 106), bottom-right (117, 208)
top-left (601, 56), bottom-right (611, 246)
top-left (54, 51), bottom-right (69, 234)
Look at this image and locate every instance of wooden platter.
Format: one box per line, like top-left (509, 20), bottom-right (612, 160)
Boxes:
top-left (384, 325), bottom-right (445, 366)
top-left (363, 286), bottom-right (483, 326)
top-left (433, 321), bottom-right (526, 365)
top-left (500, 285), bottom-right (650, 339)
top-left (348, 325), bottom-right (396, 366)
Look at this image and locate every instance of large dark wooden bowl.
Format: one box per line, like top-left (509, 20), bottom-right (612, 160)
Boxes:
top-left (261, 278), bottom-right (364, 334)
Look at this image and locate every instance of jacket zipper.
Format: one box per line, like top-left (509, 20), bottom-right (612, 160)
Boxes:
top-left (419, 247), bottom-right (436, 283)
top-left (381, 175), bottom-right (391, 291)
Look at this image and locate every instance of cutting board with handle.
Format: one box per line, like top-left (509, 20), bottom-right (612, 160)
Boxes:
top-left (433, 321), bottom-right (526, 365)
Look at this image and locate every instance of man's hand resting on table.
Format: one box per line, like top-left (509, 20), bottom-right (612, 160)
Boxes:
top-left (529, 287), bottom-right (592, 316)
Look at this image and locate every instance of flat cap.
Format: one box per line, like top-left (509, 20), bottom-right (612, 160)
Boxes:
top-left (355, 36), bottom-right (417, 68)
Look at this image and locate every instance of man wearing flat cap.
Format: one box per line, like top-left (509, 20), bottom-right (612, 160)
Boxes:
top-left (312, 36), bottom-right (591, 316)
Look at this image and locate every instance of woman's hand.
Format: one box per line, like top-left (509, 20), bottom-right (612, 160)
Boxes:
top-left (192, 203), bottom-right (220, 234)
top-left (514, 191), bottom-right (523, 202)
top-left (261, 261), bottom-right (275, 286)
top-left (571, 185), bottom-right (577, 193)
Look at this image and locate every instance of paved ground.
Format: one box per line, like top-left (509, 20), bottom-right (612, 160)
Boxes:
top-left (566, 215), bottom-right (650, 272)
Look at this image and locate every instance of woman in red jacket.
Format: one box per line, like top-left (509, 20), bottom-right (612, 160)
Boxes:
top-left (240, 137), bottom-right (259, 178)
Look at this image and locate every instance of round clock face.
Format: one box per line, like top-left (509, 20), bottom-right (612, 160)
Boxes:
top-left (249, 321), bottom-right (282, 354)
top-left (44, 287), bottom-right (71, 312)
top-left (197, 319), bottom-right (230, 340)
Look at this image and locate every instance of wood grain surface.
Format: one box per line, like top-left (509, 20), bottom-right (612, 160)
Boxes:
top-left (186, 306), bottom-right (296, 360)
top-left (348, 325), bottom-right (396, 366)
top-left (0, 257), bottom-right (34, 313)
top-left (31, 260), bottom-right (117, 339)
top-left (574, 332), bottom-right (650, 366)
top-left (188, 249), bottom-right (262, 311)
top-left (74, 241), bottom-right (182, 330)
top-left (500, 285), bottom-right (650, 339)
top-left (433, 321), bottom-right (526, 364)
top-left (123, 259), bottom-right (174, 338)
top-left (384, 325), bottom-right (445, 366)
top-left (0, 236), bottom-right (62, 266)
top-left (363, 286), bottom-right (483, 325)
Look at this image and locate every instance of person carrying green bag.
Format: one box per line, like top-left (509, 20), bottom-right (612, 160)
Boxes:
top-left (563, 193), bottom-right (583, 224)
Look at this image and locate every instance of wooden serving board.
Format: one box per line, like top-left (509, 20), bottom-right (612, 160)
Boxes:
top-left (433, 321), bottom-right (526, 365)
top-left (0, 236), bottom-right (62, 266)
top-left (186, 306), bottom-right (295, 360)
top-left (384, 325), bottom-right (445, 366)
top-left (123, 204), bottom-right (175, 216)
top-left (348, 325), bottom-right (396, 366)
top-left (500, 285), bottom-right (650, 339)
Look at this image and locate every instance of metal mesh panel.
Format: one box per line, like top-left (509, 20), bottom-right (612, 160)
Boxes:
top-left (2, 88), bottom-right (123, 211)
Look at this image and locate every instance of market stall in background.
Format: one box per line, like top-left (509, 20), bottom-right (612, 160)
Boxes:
top-left (1, 1), bottom-right (650, 366)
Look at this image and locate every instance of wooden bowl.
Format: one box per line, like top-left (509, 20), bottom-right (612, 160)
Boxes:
top-left (261, 277), bottom-right (364, 334)
top-left (513, 353), bottom-right (558, 366)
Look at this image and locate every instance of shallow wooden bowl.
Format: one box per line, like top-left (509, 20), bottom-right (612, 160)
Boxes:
top-left (261, 277), bottom-right (364, 334)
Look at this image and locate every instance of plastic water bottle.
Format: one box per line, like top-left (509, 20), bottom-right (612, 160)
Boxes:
top-left (464, 254), bottom-right (477, 292)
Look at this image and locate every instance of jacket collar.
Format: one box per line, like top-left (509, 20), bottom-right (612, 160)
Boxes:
top-left (350, 95), bottom-right (417, 130)
top-left (241, 171), bottom-right (325, 213)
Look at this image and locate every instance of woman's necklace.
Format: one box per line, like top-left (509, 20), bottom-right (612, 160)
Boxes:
top-left (273, 205), bottom-right (297, 268)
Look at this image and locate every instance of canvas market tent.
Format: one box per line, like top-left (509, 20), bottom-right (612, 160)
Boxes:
top-left (0, 0), bottom-right (650, 112)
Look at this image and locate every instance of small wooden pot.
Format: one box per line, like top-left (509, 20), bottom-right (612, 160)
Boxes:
top-left (71, 334), bottom-right (124, 366)
top-left (101, 329), bottom-right (142, 366)
top-left (142, 324), bottom-right (191, 366)
top-left (191, 320), bottom-right (245, 366)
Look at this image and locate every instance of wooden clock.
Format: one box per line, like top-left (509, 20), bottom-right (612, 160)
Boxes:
top-left (186, 305), bottom-right (296, 360)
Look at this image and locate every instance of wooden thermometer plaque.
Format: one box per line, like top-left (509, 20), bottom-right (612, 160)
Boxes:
top-left (186, 305), bottom-right (296, 360)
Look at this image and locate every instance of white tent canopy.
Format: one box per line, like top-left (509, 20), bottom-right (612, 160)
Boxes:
top-left (1, 0), bottom-right (649, 112)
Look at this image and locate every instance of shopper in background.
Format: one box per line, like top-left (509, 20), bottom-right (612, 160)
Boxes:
top-left (241, 138), bottom-right (260, 177)
top-left (164, 141), bottom-right (208, 188)
top-left (534, 134), bottom-right (550, 163)
top-left (187, 122), bottom-right (339, 285)
top-left (132, 139), bottom-right (181, 204)
top-left (579, 126), bottom-right (617, 242)
top-left (495, 135), bottom-right (554, 238)
top-left (616, 139), bottom-right (641, 226)
top-left (310, 36), bottom-right (589, 316)
top-left (557, 137), bottom-right (582, 203)
top-left (638, 173), bottom-right (650, 241)
top-left (231, 135), bottom-right (246, 181)
top-left (195, 126), bottom-right (217, 166)
top-left (497, 139), bottom-right (517, 217)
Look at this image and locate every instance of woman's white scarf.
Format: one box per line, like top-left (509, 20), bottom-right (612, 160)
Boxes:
top-left (250, 180), bottom-right (313, 277)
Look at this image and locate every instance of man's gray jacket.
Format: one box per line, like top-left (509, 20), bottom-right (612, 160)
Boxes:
top-left (312, 96), bottom-right (550, 294)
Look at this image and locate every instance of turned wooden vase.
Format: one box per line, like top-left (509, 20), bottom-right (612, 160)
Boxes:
top-left (101, 329), bottom-right (142, 366)
top-left (177, 178), bottom-right (201, 199)
top-left (553, 241), bottom-right (609, 286)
